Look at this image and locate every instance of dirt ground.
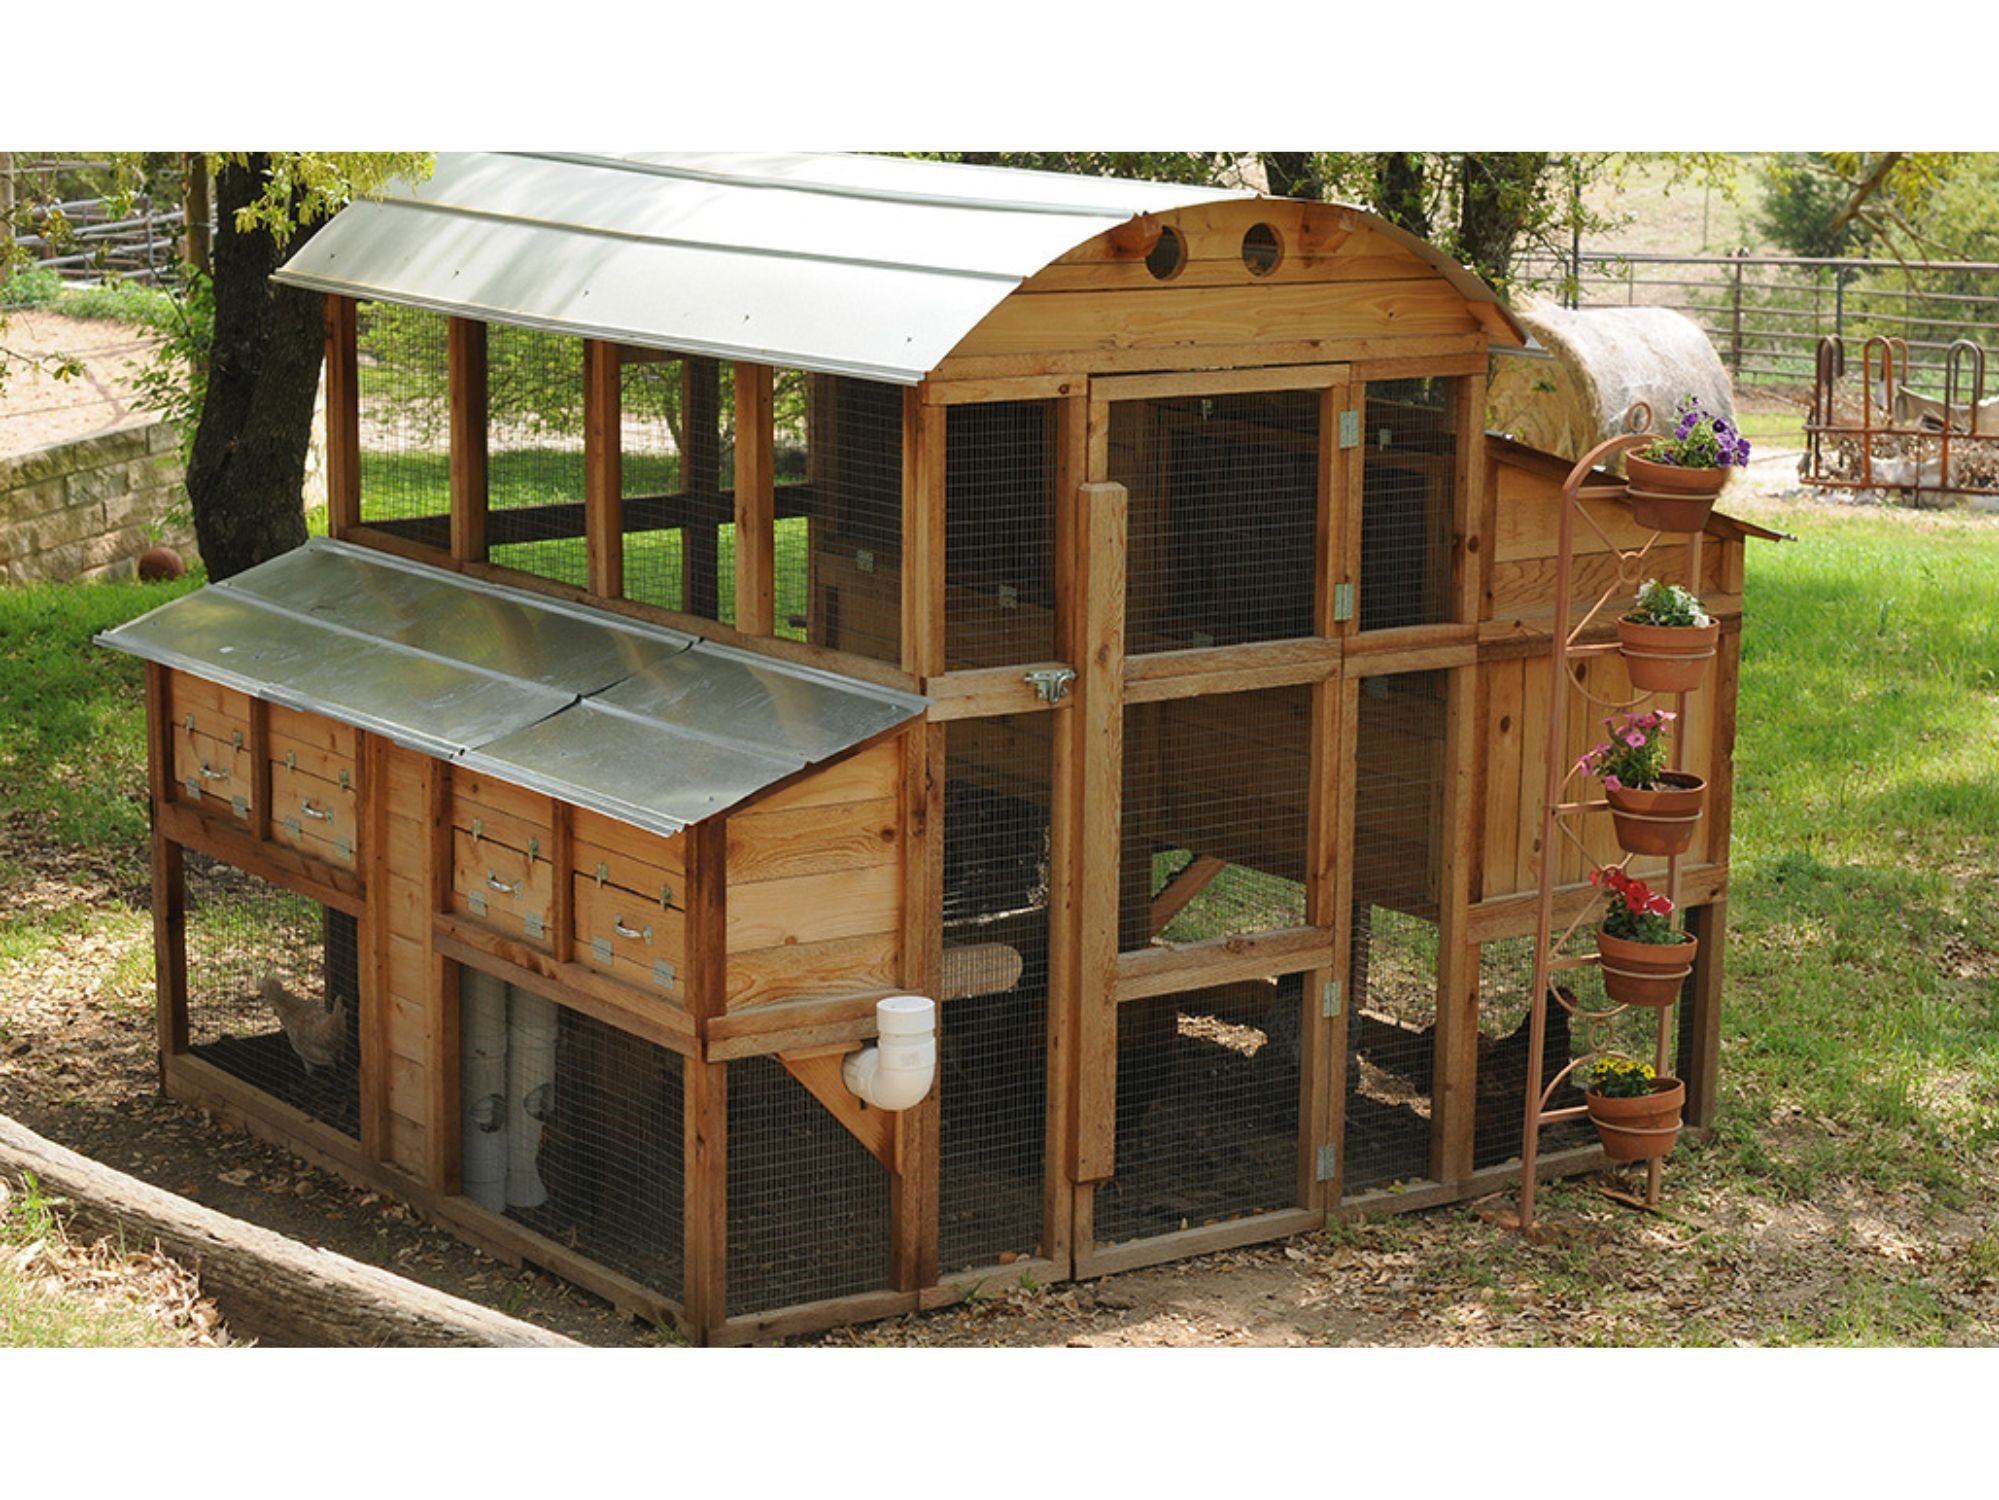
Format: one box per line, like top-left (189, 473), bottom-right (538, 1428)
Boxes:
top-left (0, 309), bottom-right (161, 456)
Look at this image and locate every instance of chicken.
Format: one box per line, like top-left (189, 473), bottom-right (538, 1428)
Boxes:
top-left (259, 974), bottom-right (347, 1076)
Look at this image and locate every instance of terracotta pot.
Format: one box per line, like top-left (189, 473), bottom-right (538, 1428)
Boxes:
top-left (1617, 618), bottom-right (1720, 695)
top-left (137, 545), bottom-right (186, 582)
top-left (1624, 453), bottom-right (1729, 532)
top-left (1585, 1076), bottom-right (1686, 1161)
top-left (1604, 771), bottom-right (1707, 856)
top-left (1596, 928), bottom-right (1698, 1008)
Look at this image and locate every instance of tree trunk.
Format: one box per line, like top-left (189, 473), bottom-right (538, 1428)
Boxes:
top-left (1456, 152), bottom-right (1550, 291)
top-left (1261, 152), bottom-right (1324, 202)
top-left (1, 1112), bottom-right (578, 1347)
top-left (1374, 153), bottom-right (1431, 242)
top-left (186, 154), bottom-right (324, 581)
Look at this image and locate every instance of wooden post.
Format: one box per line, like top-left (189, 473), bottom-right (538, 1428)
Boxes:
top-left (421, 754), bottom-right (459, 1193)
top-left (448, 319), bottom-right (489, 563)
top-left (683, 1055), bottom-right (728, 1341)
top-left (1429, 669), bottom-right (1481, 1185)
top-left (1070, 481), bottom-right (1127, 1187)
top-left (1682, 897), bottom-right (1727, 1128)
top-left (358, 730), bottom-right (389, 1163)
top-left (683, 357), bottom-right (722, 620)
top-left (899, 389), bottom-right (946, 682)
top-left (584, 339), bottom-right (623, 598)
top-left (146, 664), bottom-right (187, 1080)
top-left (733, 362), bottom-right (776, 635)
top-left (325, 296), bottom-right (361, 538)
top-left (893, 724), bottom-right (943, 1291)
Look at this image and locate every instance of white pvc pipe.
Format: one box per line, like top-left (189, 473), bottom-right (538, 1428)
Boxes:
top-left (505, 986), bottom-right (557, 1209)
top-left (460, 969), bottom-right (510, 1213)
top-left (841, 995), bottom-right (937, 1112)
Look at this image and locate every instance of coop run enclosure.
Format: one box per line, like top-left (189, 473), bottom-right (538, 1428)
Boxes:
top-left (102, 153), bottom-right (1757, 1343)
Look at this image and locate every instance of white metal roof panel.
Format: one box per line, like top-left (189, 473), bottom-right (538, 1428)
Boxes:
top-left (97, 539), bottom-right (927, 835)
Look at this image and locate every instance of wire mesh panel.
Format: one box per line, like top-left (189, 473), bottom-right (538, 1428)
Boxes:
top-left (183, 851), bottom-right (361, 1138)
top-left (726, 1054), bottom-right (893, 1317)
top-left (487, 324), bottom-right (590, 590)
top-left (944, 400), bottom-right (1057, 670)
top-left (461, 971), bottom-right (686, 1304)
top-left (1342, 671), bottom-right (1446, 1194)
top-left (1094, 978), bottom-right (1304, 1245)
top-left (938, 714), bottom-right (1052, 1273)
top-left (621, 355), bottom-right (739, 623)
top-left (1471, 935), bottom-right (1629, 1170)
top-left (1359, 377), bottom-right (1459, 632)
top-left (355, 301), bottom-right (450, 545)
top-left (774, 374), bottom-right (903, 665)
top-left (1120, 688), bottom-right (1310, 951)
top-left (1109, 391), bottom-right (1319, 653)
top-left (771, 369), bottom-right (812, 642)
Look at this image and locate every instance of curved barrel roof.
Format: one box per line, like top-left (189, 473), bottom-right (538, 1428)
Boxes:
top-left (272, 151), bottom-right (1523, 384)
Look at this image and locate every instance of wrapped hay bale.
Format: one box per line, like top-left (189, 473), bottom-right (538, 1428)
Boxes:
top-left (1488, 298), bottom-right (1735, 472)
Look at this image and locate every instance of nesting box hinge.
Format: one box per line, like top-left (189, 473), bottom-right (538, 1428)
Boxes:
top-left (1338, 409), bottom-right (1361, 449)
top-left (528, 837), bottom-right (541, 863)
top-left (592, 935), bottom-right (613, 964)
top-left (1315, 1144), bottom-right (1338, 1182)
top-left (1321, 978), bottom-right (1343, 1018)
top-left (284, 750), bottom-right (297, 771)
top-left (471, 817), bottom-right (484, 845)
top-left (595, 861), bottom-right (610, 888)
top-left (653, 960), bottom-right (676, 992)
top-left (338, 767), bottom-right (351, 790)
top-left (1024, 666), bottom-right (1076, 704)
top-left (522, 912), bottom-right (545, 940)
top-left (659, 883), bottom-right (673, 910)
top-left (1331, 583), bottom-right (1356, 623)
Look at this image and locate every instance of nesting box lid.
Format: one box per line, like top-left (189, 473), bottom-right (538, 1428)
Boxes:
top-left (97, 539), bottom-right (926, 835)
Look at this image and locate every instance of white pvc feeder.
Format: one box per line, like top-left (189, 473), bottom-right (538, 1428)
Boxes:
top-left (842, 995), bottom-right (937, 1112)
top-left (460, 969), bottom-right (510, 1213)
top-left (505, 986), bottom-right (557, 1209)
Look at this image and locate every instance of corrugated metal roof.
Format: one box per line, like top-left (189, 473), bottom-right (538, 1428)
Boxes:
top-left (271, 151), bottom-right (1524, 384)
top-left (97, 539), bottom-right (925, 836)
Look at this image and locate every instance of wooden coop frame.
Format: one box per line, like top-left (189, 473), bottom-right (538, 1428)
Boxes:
top-left (106, 154), bottom-right (1767, 1343)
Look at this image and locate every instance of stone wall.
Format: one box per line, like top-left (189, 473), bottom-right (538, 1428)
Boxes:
top-left (0, 422), bottom-right (197, 584)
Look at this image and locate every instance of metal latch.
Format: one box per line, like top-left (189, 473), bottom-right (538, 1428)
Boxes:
top-left (1316, 1144), bottom-right (1338, 1182)
top-left (1321, 979), bottom-right (1343, 1018)
top-left (1024, 666), bottom-right (1077, 704)
top-left (1331, 582), bottom-right (1356, 623)
top-left (855, 548), bottom-right (875, 574)
top-left (1338, 409), bottom-right (1361, 449)
top-left (653, 960), bottom-right (677, 992)
top-left (523, 911), bottom-right (545, 940)
top-left (592, 935), bottom-right (613, 964)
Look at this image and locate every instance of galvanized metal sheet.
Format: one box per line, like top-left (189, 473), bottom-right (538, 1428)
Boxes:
top-left (271, 152), bottom-right (1525, 385)
top-left (97, 586), bottom-right (570, 758)
top-left (225, 540), bottom-right (691, 694)
top-left (97, 538), bottom-right (926, 835)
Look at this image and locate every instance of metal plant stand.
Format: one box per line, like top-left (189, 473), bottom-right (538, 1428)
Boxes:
top-left (1514, 404), bottom-right (1704, 1233)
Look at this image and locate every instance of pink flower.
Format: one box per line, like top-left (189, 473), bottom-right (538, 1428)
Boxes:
top-left (1603, 774), bottom-right (1623, 791)
top-left (1624, 732), bottom-right (1645, 748)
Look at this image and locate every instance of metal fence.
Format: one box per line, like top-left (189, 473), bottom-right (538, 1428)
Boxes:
top-left (7, 193), bottom-right (188, 286)
top-left (1519, 250), bottom-right (1999, 394)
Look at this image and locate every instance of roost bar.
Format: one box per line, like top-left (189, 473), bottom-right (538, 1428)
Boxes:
top-left (100, 152), bottom-right (1756, 1343)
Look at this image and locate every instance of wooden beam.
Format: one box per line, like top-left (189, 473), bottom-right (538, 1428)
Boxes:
top-left (1071, 481), bottom-right (1126, 1186)
top-left (1089, 365), bottom-right (1350, 403)
top-left (1148, 854), bottom-right (1226, 938)
top-left (447, 318), bottom-right (489, 564)
top-left (1452, 371), bottom-right (1489, 627)
top-left (583, 338), bottom-right (623, 598)
top-left (733, 362), bottom-right (776, 635)
top-left (921, 373), bottom-right (1082, 406)
top-left (923, 663), bottom-right (1071, 721)
top-left (422, 753), bottom-right (460, 1193)
top-left (1074, 1207), bottom-right (1321, 1281)
top-left (156, 800), bottom-right (365, 916)
top-left (1123, 637), bottom-right (1341, 702)
top-left (1683, 897), bottom-right (1727, 1129)
top-left (324, 295), bottom-right (360, 537)
top-left (778, 1047), bottom-right (899, 1172)
top-left (900, 390), bottom-right (946, 681)
top-left (1114, 925), bottom-right (1336, 1004)
top-left (359, 731), bottom-right (390, 1163)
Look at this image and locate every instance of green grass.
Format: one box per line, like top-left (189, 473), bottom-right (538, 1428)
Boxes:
top-left (0, 267), bottom-right (183, 333)
top-left (0, 574), bottom-right (202, 881)
top-left (0, 1176), bottom-right (192, 1347)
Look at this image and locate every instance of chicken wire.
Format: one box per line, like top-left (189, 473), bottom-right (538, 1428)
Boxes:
top-left (944, 400), bottom-right (1058, 670)
top-left (938, 714), bottom-right (1052, 1273)
top-left (1120, 688), bottom-right (1310, 951)
top-left (1109, 391), bottom-right (1319, 653)
top-left (621, 355), bottom-right (738, 623)
top-left (464, 974), bottom-right (686, 1305)
top-left (182, 850), bottom-right (361, 1138)
top-left (726, 1054), bottom-right (893, 1317)
top-left (777, 374), bottom-right (903, 666)
top-left (1359, 377), bottom-right (1459, 632)
top-left (1341, 671), bottom-right (1446, 1194)
top-left (486, 324), bottom-right (590, 590)
top-left (355, 301), bottom-right (451, 546)
top-left (1094, 978), bottom-right (1304, 1246)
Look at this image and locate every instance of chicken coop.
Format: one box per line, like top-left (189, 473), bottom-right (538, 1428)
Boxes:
top-left (101, 152), bottom-right (1763, 1343)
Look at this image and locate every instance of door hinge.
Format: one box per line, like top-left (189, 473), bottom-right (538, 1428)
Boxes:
top-left (1338, 409), bottom-right (1361, 448)
top-left (1331, 582), bottom-right (1356, 623)
top-left (1321, 978), bottom-right (1343, 1018)
top-left (1315, 1144), bottom-right (1338, 1182)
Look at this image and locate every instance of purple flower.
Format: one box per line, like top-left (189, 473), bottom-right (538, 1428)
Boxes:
top-left (1713, 417), bottom-right (1735, 440)
top-left (1677, 413), bottom-right (1699, 438)
top-left (1736, 438), bottom-right (1752, 464)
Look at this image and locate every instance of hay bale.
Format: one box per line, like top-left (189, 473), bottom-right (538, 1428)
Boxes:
top-left (1488, 298), bottom-right (1735, 471)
